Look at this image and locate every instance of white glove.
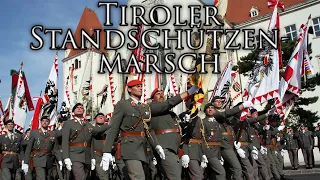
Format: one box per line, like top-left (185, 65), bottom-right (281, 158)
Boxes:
top-left (100, 153), bottom-right (113, 171)
top-left (200, 155), bottom-right (208, 168)
top-left (200, 161), bottom-right (207, 168)
top-left (64, 158), bottom-right (72, 171)
top-left (58, 161), bottom-right (63, 171)
top-left (22, 163), bottom-right (29, 174)
top-left (220, 157), bottom-right (224, 165)
top-left (277, 137), bottom-right (281, 142)
top-left (234, 141), bottom-right (241, 150)
top-left (155, 145), bottom-right (165, 160)
top-left (112, 156), bottom-right (116, 169)
top-left (152, 157), bottom-right (157, 166)
top-left (251, 150), bottom-right (259, 160)
top-left (263, 125), bottom-right (270, 131)
top-left (281, 149), bottom-right (285, 156)
top-left (237, 148), bottom-right (246, 158)
top-left (242, 101), bottom-right (252, 108)
top-left (181, 155), bottom-right (190, 168)
top-left (91, 159), bottom-right (96, 170)
top-left (260, 147), bottom-right (265, 154)
top-left (187, 85), bottom-right (199, 95)
top-left (183, 114), bottom-right (190, 122)
top-left (275, 151), bottom-right (278, 155)
top-left (277, 125), bottom-right (285, 131)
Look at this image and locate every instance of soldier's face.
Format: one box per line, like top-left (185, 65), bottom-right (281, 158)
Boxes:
top-left (6, 123), bottom-right (14, 131)
top-left (153, 90), bottom-right (164, 102)
top-left (128, 85), bottom-right (143, 97)
top-left (206, 106), bottom-right (216, 116)
top-left (213, 99), bottom-right (222, 108)
top-left (26, 131), bottom-right (31, 137)
top-left (41, 119), bottom-right (50, 128)
top-left (95, 115), bottom-right (105, 124)
top-left (251, 112), bottom-right (258, 118)
top-left (74, 105), bottom-right (84, 115)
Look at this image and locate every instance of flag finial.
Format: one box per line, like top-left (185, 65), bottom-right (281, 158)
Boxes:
top-left (20, 61), bottom-right (24, 70)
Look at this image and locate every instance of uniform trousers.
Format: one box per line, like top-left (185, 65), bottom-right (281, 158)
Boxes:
top-left (238, 147), bottom-right (254, 180)
top-left (275, 151), bottom-right (284, 176)
top-left (302, 148), bottom-right (313, 167)
top-left (34, 167), bottom-right (54, 180)
top-left (251, 151), bottom-right (270, 180)
top-left (267, 149), bottom-right (280, 179)
top-left (208, 157), bottom-right (226, 180)
top-left (188, 160), bottom-right (204, 180)
top-left (71, 162), bottom-right (90, 180)
top-left (1, 168), bottom-right (17, 180)
top-left (156, 148), bottom-right (181, 180)
top-left (124, 159), bottom-right (146, 180)
top-left (287, 149), bottom-right (298, 169)
top-left (221, 148), bottom-right (242, 180)
top-left (95, 160), bottom-right (109, 180)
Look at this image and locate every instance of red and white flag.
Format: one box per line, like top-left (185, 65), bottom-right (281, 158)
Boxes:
top-left (268, 0), bottom-right (285, 11)
top-left (0, 95), bottom-right (12, 135)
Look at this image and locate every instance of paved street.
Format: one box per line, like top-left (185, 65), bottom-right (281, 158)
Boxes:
top-left (287, 173), bottom-right (320, 180)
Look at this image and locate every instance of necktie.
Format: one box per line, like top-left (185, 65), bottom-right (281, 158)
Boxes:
top-left (11, 134), bottom-right (14, 140)
top-left (44, 132), bottom-right (47, 136)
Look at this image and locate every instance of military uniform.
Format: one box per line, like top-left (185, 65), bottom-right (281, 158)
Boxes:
top-left (294, 130), bottom-right (313, 168)
top-left (0, 132), bottom-right (22, 180)
top-left (103, 98), bottom-right (160, 180)
top-left (284, 132), bottom-right (298, 169)
top-left (62, 117), bottom-right (109, 180)
top-left (21, 135), bottom-right (33, 180)
top-left (92, 124), bottom-right (109, 180)
top-left (24, 128), bottom-right (59, 180)
top-left (149, 95), bottom-right (183, 180)
top-left (275, 133), bottom-right (285, 177)
top-left (183, 116), bottom-right (205, 180)
top-left (261, 127), bottom-right (280, 179)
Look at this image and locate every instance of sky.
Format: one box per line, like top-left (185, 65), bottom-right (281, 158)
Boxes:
top-left (0, 0), bottom-right (130, 130)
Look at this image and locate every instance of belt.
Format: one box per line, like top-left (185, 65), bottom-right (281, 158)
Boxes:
top-left (189, 139), bottom-right (202, 144)
top-left (2, 151), bottom-right (18, 155)
top-left (240, 142), bottom-right (249, 146)
top-left (250, 135), bottom-right (258, 138)
top-left (206, 142), bottom-right (220, 146)
top-left (69, 142), bottom-right (90, 147)
top-left (121, 132), bottom-right (145, 137)
top-left (32, 149), bottom-right (51, 153)
top-left (94, 148), bottom-right (103, 155)
top-left (155, 128), bottom-right (180, 135)
top-left (222, 132), bottom-right (232, 135)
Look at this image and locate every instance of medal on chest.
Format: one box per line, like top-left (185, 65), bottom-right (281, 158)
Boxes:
top-left (37, 138), bottom-right (41, 145)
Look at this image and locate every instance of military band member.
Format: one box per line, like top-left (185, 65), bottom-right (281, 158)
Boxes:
top-left (284, 127), bottom-right (298, 170)
top-left (62, 103), bottom-right (109, 180)
top-left (22, 116), bottom-right (60, 180)
top-left (148, 86), bottom-right (199, 180)
top-left (91, 113), bottom-right (110, 180)
top-left (294, 124), bottom-right (314, 169)
top-left (0, 119), bottom-right (22, 180)
top-left (101, 80), bottom-right (165, 180)
top-left (200, 101), bottom-right (251, 180)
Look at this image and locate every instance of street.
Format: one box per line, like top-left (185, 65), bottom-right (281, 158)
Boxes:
top-left (287, 174), bottom-right (320, 180)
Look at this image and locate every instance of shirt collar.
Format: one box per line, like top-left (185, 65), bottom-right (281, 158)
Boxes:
top-left (130, 96), bottom-right (142, 105)
top-left (7, 131), bottom-right (14, 136)
top-left (41, 127), bottom-right (47, 133)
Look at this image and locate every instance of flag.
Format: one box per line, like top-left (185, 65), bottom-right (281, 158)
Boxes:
top-left (213, 0), bottom-right (229, 19)
top-left (0, 95), bottom-right (12, 135)
top-left (0, 97), bottom-right (4, 115)
top-left (268, 0), bottom-right (285, 12)
top-left (31, 97), bottom-right (43, 130)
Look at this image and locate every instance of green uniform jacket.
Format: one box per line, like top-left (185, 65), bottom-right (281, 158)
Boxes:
top-left (103, 98), bottom-right (160, 162)
top-left (62, 119), bottom-right (109, 164)
top-left (294, 131), bottom-right (313, 148)
top-left (261, 127), bottom-right (279, 149)
top-left (54, 129), bottom-right (63, 161)
top-left (92, 124), bottom-right (109, 163)
top-left (0, 133), bottom-right (22, 169)
top-left (24, 129), bottom-right (58, 168)
top-left (149, 95), bottom-right (183, 154)
top-left (284, 133), bottom-right (298, 150)
top-left (242, 115), bottom-right (267, 151)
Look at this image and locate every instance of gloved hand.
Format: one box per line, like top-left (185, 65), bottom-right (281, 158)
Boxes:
top-left (100, 153), bottom-right (113, 171)
top-left (152, 157), bottom-right (157, 166)
top-left (155, 145), bottom-right (165, 160)
top-left (200, 155), bottom-right (208, 168)
top-left (58, 161), bottom-right (63, 171)
top-left (183, 114), bottom-right (190, 122)
top-left (187, 85), bottom-right (199, 95)
top-left (64, 158), bottom-right (72, 171)
top-left (220, 157), bottom-right (224, 165)
top-left (275, 151), bottom-right (278, 155)
top-left (181, 155), bottom-right (190, 168)
top-left (234, 141), bottom-right (241, 150)
top-left (277, 137), bottom-right (281, 141)
top-left (22, 163), bottom-right (29, 174)
top-left (260, 146), bottom-right (267, 154)
top-left (243, 101), bottom-right (252, 109)
top-left (251, 150), bottom-right (259, 160)
top-left (91, 159), bottom-right (96, 170)
top-left (263, 125), bottom-right (270, 131)
top-left (277, 125), bottom-right (285, 131)
top-left (236, 148), bottom-right (246, 158)
top-left (281, 149), bottom-right (285, 156)
top-left (112, 156), bottom-right (116, 169)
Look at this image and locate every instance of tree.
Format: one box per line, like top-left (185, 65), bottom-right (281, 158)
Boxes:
top-left (237, 40), bottom-right (320, 130)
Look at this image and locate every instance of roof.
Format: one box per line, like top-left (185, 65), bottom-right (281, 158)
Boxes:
top-left (66, 7), bottom-right (108, 58)
top-left (225, 0), bottom-right (307, 24)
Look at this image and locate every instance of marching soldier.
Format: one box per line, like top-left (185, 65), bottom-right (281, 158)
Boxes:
top-left (199, 101), bottom-right (251, 180)
top-left (211, 97), bottom-right (243, 180)
top-left (148, 86), bottom-right (199, 180)
top-left (22, 116), bottom-right (61, 180)
top-left (62, 103), bottom-right (109, 180)
top-left (294, 124), bottom-right (314, 169)
top-left (91, 113), bottom-right (110, 180)
top-left (274, 132), bottom-right (285, 179)
top-left (0, 119), bottom-right (22, 180)
top-left (54, 118), bottom-right (65, 180)
top-left (284, 127), bottom-right (298, 170)
top-left (101, 79), bottom-right (165, 180)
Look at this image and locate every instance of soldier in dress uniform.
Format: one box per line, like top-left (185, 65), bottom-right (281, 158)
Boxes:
top-left (210, 97), bottom-right (243, 180)
top-left (284, 127), bottom-right (298, 170)
top-left (100, 79), bottom-right (166, 180)
top-left (62, 103), bottom-right (109, 180)
top-left (274, 132), bottom-right (285, 178)
top-left (313, 123), bottom-right (320, 152)
top-left (91, 113), bottom-right (110, 180)
top-left (246, 109), bottom-right (270, 180)
top-left (148, 86), bottom-right (199, 180)
top-left (22, 116), bottom-right (61, 180)
top-left (294, 124), bottom-right (314, 169)
top-left (0, 119), bottom-right (22, 180)
top-left (199, 101), bottom-right (252, 180)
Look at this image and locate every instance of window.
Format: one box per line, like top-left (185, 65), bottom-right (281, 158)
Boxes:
top-left (285, 25), bottom-right (297, 40)
top-left (313, 17), bottom-right (320, 37)
top-left (74, 75), bottom-right (78, 85)
top-left (78, 61), bottom-right (81, 68)
top-left (250, 7), bottom-right (259, 17)
top-left (75, 59), bottom-right (79, 69)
